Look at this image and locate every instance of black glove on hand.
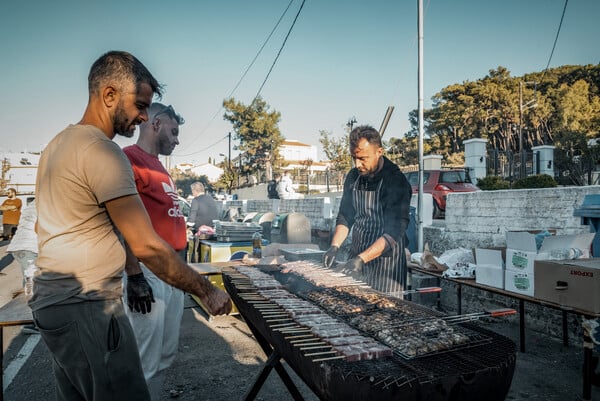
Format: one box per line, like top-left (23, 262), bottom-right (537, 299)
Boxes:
top-left (323, 245), bottom-right (340, 269)
top-left (338, 256), bottom-right (365, 275)
top-left (127, 273), bottom-right (155, 314)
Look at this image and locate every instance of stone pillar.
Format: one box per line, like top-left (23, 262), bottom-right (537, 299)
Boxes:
top-left (464, 138), bottom-right (488, 184)
top-left (423, 155), bottom-right (443, 170)
top-left (532, 145), bottom-right (556, 176)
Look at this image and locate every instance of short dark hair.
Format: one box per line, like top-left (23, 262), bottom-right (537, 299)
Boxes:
top-left (88, 51), bottom-right (163, 98)
top-left (349, 125), bottom-right (382, 149)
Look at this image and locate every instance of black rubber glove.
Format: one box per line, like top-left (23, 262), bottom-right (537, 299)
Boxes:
top-left (127, 273), bottom-right (155, 314)
top-left (323, 245), bottom-right (339, 269)
top-left (336, 256), bottom-right (365, 275)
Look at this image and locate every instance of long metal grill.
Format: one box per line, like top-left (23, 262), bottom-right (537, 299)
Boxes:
top-left (223, 263), bottom-right (517, 401)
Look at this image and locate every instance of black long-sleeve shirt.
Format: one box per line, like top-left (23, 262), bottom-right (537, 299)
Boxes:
top-left (336, 156), bottom-right (412, 246)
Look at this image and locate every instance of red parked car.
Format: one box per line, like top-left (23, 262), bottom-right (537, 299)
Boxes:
top-left (405, 169), bottom-right (479, 219)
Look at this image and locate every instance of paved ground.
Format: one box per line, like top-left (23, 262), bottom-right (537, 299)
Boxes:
top-left (1, 241), bottom-right (600, 401)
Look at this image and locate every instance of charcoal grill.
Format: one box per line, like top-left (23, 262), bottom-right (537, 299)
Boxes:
top-left (223, 264), bottom-right (516, 401)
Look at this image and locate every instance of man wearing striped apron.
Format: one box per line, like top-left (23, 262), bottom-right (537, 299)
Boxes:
top-left (323, 125), bottom-right (412, 295)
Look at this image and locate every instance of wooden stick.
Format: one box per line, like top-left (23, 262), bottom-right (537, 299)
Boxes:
top-left (312, 355), bottom-right (346, 362)
top-left (303, 350), bottom-right (337, 357)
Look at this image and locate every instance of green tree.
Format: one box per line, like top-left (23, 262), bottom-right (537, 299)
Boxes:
top-left (319, 130), bottom-right (351, 190)
top-left (223, 96), bottom-right (284, 183)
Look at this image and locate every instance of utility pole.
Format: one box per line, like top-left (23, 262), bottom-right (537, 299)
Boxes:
top-left (228, 132), bottom-right (232, 172)
top-left (347, 116), bottom-right (357, 132)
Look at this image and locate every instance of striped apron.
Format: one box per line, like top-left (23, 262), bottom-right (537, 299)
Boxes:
top-left (350, 175), bottom-right (406, 296)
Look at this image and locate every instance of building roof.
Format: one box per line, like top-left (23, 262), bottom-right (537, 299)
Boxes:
top-left (281, 139), bottom-right (312, 147)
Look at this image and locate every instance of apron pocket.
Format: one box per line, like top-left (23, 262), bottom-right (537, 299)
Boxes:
top-left (38, 320), bottom-right (90, 370)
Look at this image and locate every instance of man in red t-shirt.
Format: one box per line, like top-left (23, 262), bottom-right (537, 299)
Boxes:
top-left (122, 103), bottom-right (187, 400)
top-left (1, 188), bottom-right (22, 240)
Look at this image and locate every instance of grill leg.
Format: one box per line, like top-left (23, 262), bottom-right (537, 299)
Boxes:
top-left (243, 316), bottom-right (305, 401)
top-left (244, 350), bottom-right (280, 401)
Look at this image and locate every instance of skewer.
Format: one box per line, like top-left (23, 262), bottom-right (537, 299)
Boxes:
top-left (303, 350), bottom-right (337, 357)
top-left (300, 345), bottom-right (332, 351)
top-left (285, 334), bottom-right (313, 339)
top-left (266, 318), bottom-right (293, 323)
top-left (312, 355), bottom-right (346, 362)
top-left (289, 337), bottom-right (318, 343)
top-left (269, 322), bottom-right (297, 328)
top-left (293, 342), bottom-right (327, 348)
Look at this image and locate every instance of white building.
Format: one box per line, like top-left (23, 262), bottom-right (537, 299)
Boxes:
top-left (176, 163), bottom-right (224, 183)
top-left (278, 140), bottom-right (328, 172)
top-left (0, 152), bottom-right (40, 195)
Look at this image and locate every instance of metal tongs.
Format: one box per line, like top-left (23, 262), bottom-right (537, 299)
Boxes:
top-left (389, 286), bottom-right (442, 298)
top-left (389, 308), bottom-right (517, 328)
top-left (442, 308), bottom-right (517, 325)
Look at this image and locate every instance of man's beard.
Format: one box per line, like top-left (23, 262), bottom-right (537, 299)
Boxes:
top-left (114, 103), bottom-right (136, 138)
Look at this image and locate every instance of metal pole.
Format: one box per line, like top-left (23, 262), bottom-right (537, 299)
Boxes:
top-left (417, 0), bottom-right (425, 252)
top-left (519, 81), bottom-right (524, 179)
top-left (228, 132), bottom-right (232, 172)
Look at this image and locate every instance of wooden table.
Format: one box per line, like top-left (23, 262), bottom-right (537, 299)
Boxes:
top-left (0, 295), bottom-right (33, 401)
top-left (410, 266), bottom-right (600, 401)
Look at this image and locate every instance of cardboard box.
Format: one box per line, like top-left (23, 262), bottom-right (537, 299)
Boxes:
top-left (505, 232), bottom-right (594, 274)
top-left (505, 231), bottom-right (550, 274)
top-left (505, 269), bottom-right (534, 297)
top-left (474, 248), bottom-right (505, 288)
top-left (534, 258), bottom-right (600, 313)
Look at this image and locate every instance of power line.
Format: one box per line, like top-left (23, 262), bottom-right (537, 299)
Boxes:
top-left (176, 0), bottom-right (296, 156)
top-left (249, 0), bottom-right (306, 109)
top-left (539, 0), bottom-right (569, 83)
top-left (176, 134), bottom-right (229, 157)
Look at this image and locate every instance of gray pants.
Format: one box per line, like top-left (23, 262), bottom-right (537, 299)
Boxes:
top-left (33, 299), bottom-right (151, 401)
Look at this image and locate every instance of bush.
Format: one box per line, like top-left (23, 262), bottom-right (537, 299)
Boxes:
top-left (476, 176), bottom-right (510, 190)
top-left (513, 174), bottom-right (558, 189)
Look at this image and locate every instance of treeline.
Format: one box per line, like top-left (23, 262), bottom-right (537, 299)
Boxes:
top-left (388, 65), bottom-right (600, 184)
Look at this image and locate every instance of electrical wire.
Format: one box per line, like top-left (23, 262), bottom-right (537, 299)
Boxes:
top-left (173, 0), bottom-right (296, 157)
top-left (176, 134), bottom-right (229, 157)
top-left (539, 0), bottom-right (569, 83)
top-left (248, 0), bottom-right (306, 109)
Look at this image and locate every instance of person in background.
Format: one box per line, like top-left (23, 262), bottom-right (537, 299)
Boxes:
top-left (189, 182), bottom-right (219, 263)
top-left (122, 102), bottom-right (188, 400)
top-left (0, 188), bottom-right (22, 240)
top-left (267, 173), bottom-right (280, 199)
top-left (277, 171), bottom-right (297, 199)
top-left (323, 125), bottom-right (412, 295)
top-left (7, 197), bottom-right (39, 335)
top-left (189, 182), bottom-right (219, 233)
top-left (32, 50), bottom-right (231, 401)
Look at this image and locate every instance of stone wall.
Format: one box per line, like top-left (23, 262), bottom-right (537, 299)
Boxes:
top-left (425, 185), bottom-right (600, 254)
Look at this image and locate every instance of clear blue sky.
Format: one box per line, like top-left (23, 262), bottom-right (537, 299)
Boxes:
top-left (1, 0), bottom-right (598, 166)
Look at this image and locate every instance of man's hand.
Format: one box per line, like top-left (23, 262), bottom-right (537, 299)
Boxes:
top-left (335, 256), bottom-right (365, 275)
top-left (323, 245), bottom-right (339, 269)
top-left (196, 277), bottom-right (233, 316)
top-left (127, 273), bottom-right (155, 314)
